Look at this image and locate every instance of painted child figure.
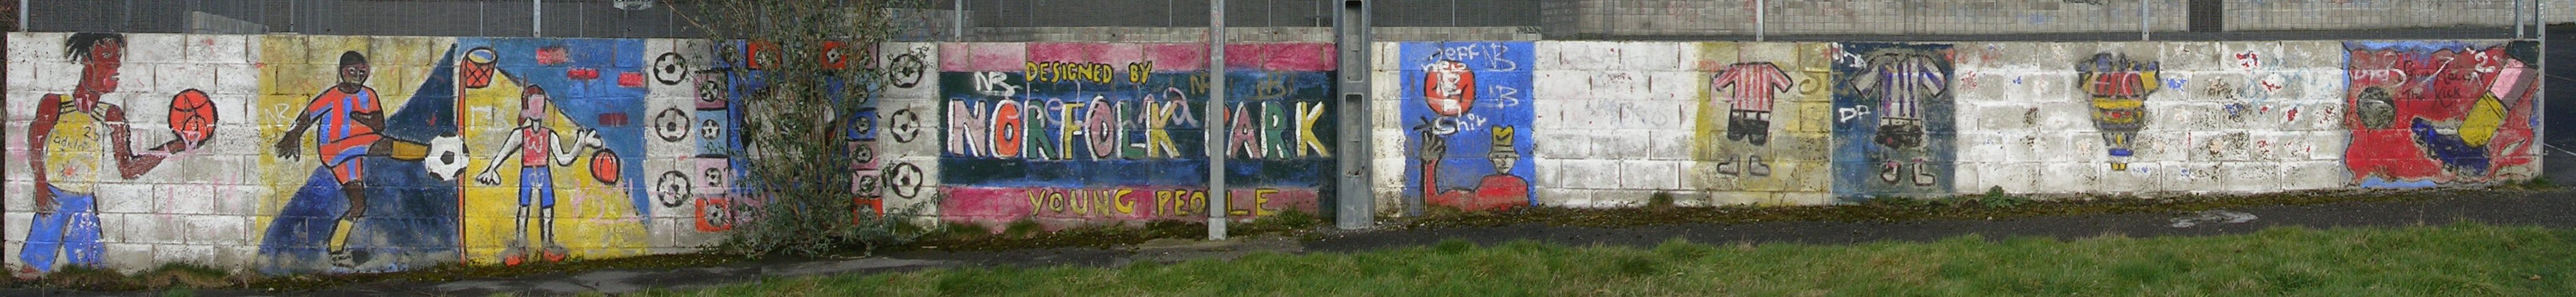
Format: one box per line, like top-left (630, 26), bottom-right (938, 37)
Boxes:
top-left (22, 33), bottom-right (209, 275)
top-left (473, 86), bottom-right (603, 266)
top-left (273, 52), bottom-right (396, 268)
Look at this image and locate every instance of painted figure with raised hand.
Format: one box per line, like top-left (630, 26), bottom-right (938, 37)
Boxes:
top-left (474, 86), bottom-right (605, 266)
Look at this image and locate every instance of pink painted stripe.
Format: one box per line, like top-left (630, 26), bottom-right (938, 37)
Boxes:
top-left (943, 43), bottom-right (1335, 72)
top-left (940, 43), bottom-right (1027, 72)
top-left (1135, 43), bottom-right (1338, 71)
top-left (1226, 43), bottom-right (1336, 71)
top-left (1025, 43), bottom-right (1110, 63)
top-left (1143, 43), bottom-right (1209, 71)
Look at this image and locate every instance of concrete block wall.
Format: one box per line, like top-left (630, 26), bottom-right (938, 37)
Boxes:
top-left (1542, 0), bottom-right (2559, 37)
top-left (1948, 41), bottom-right (2357, 195)
top-left (1545, 0), bottom-right (2189, 36)
top-left (1372, 39), bottom-right (2541, 214)
top-left (965, 27), bottom-right (1542, 43)
top-left (2, 31), bottom-right (2543, 275)
top-left (1526, 41), bottom-right (1702, 207)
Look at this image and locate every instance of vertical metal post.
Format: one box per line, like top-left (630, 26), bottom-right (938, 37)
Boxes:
top-left (2139, 0), bottom-right (2150, 41)
top-left (2, 0), bottom-right (8, 252)
top-left (2517, 0), bottom-right (2527, 38)
top-left (1207, 0), bottom-right (1229, 241)
top-left (17, 0), bottom-right (26, 32)
top-left (1333, 0), bottom-right (1373, 230)
top-left (578, 0), bottom-right (585, 37)
top-left (955, 0), bottom-right (966, 40)
top-left (2538, 0), bottom-right (2547, 167)
top-left (1754, 0), bottom-right (1764, 42)
top-left (534, 0), bottom-right (543, 37)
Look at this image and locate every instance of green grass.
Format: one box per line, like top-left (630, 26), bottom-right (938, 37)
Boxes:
top-left (637, 223), bottom-right (2576, 296)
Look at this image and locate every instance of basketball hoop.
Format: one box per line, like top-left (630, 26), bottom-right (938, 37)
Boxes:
top-left (613, 0), bottom-right (653, 11)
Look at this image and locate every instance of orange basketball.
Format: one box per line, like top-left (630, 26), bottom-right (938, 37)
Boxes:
top-left (589, 150), bottom-right (622, 185)
top-left (167, 89), bottom-right (218, 146)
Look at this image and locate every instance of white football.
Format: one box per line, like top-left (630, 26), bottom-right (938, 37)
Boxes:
top-left (425, 135), bottom-right (470, 181)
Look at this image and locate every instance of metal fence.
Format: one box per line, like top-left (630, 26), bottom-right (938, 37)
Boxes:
top-left (5, 0), bottom-right (2564, 41)
top-left (956, 0), bottom-right (1536, 28)
top-left (9, 0), bottom-right (1539, 39)
top-left (19, 0), bottom-right (701, 38)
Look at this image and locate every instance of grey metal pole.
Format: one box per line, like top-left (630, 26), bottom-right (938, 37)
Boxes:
top-left (1333, 0), bottom-right (1373, 230)
top-left (534, 0), bottom-right (542, 37)
top-left (18, 0), bottom-right (27, 32)
top-left (2517, 0), bottom-right (2527, 38)
top-left (1207, 0), bottom-right (1229, 241)
top-left (2139, 0), bottom-right (2150, 41)
top-left (1754, 0), bottom-right (1764, 42)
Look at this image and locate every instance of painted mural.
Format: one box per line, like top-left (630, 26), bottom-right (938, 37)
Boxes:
top-left (1694, 42), bottom-right (1834, 195)
top-left (247, 37), bottom-right (654, 273)
top-left (1399, 41), bottom-right (1536, 211)
top-left (450, 38), bottom-right (652, 267)
top-left (250, 36), bottom-right (464, 274)
top-left (2, 34), bottom-right (2552, 275)
top-left (862, 42), bottom-right (944, 223)
top-left (15, 33), bottom-right (218, 274)
top-left (934, 43), bottom-right (1333, 228)
top-left (1828, 43), bottom-right (1957, 199)
top-left (2076, 53), bottom-right (2159, 171)
top-left (2342, 41), bottom-right (2541, 188)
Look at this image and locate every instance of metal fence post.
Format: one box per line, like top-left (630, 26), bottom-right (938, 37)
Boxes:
top-left (1207, 0), bottom-right (1229, 241)
top-left (534, 0), bottom-right (543, 37)
top-left (2140, 0), bottom-right (2150, 41)
top-left (955, 0), bottom-right (965, 40)
top-left (1755, 0), bottom-right (1765, 42)
top-left (1334, 0), bottom-right (1372, 230)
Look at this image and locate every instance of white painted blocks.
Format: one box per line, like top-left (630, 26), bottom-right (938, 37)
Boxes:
top-left (1618, 160), bottom-right (1683, 191)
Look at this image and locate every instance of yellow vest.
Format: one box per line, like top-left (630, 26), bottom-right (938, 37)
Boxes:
top-left (43, 97), bottom-right (105, 194)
